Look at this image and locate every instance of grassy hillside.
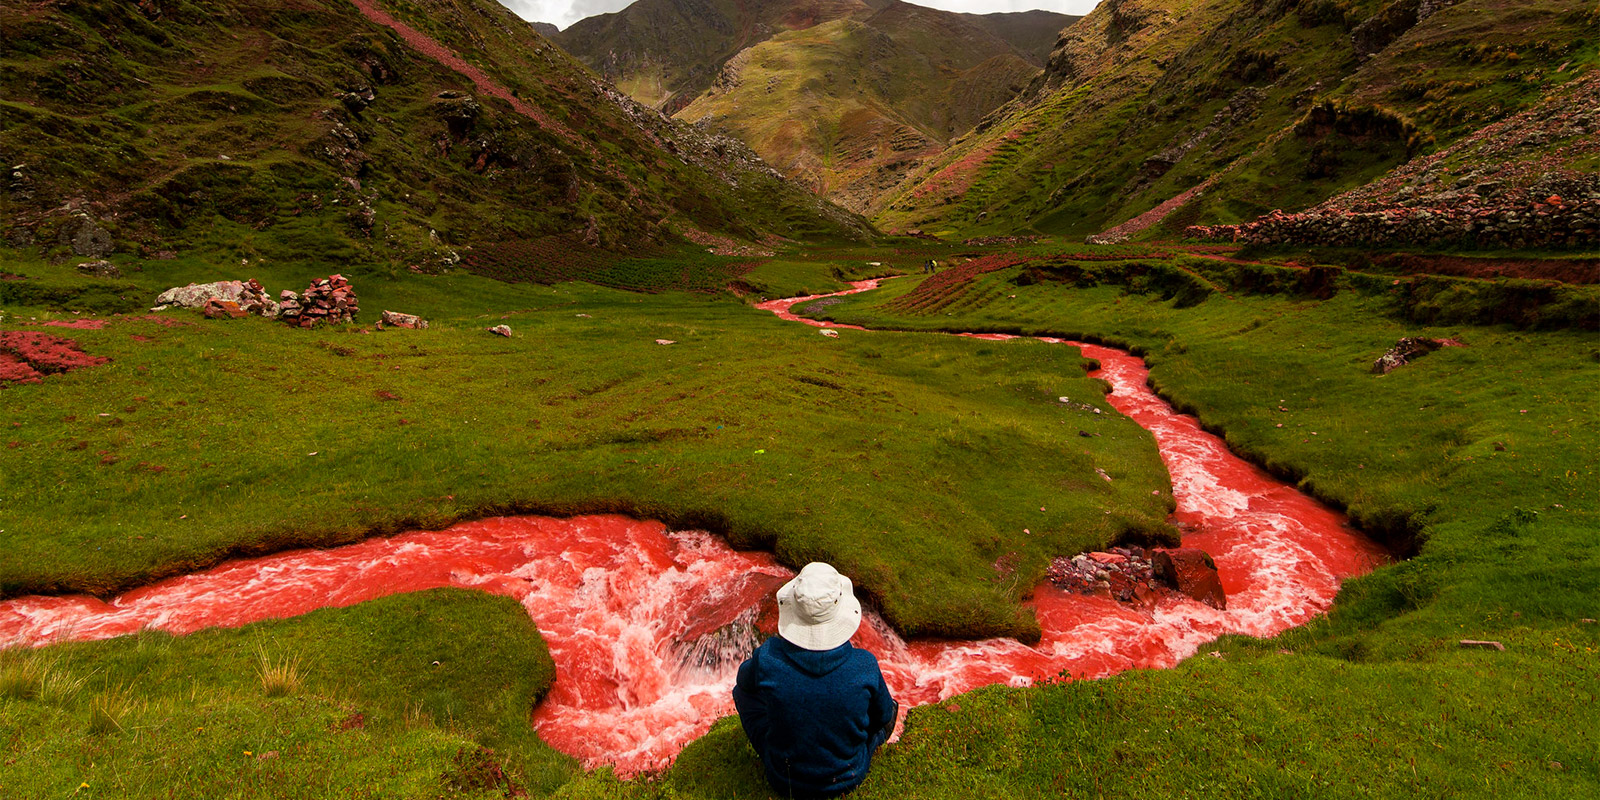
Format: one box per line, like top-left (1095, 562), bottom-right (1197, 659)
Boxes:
top-left (674, 3), bottom-right (1056, 214)
top-left (555, 0), bottom-right (875, 112)
top-left (876, 0), bottom-right (1599, 240)
top-left (0, 0), bottom-right (867, 283)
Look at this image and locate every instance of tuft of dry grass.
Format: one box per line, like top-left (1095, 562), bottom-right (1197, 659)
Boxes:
top-left (37, 668), bottom-right (87, 705)
top-left (89, 682), bottom-right (139, 735)
top-left (0, 650), bottom-right (47, 700)
top-left (256, 644), bottom-right (304, 698)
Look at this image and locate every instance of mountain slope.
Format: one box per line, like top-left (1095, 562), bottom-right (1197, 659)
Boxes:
top-left (672, 1), bottom-right (1070, 214)
top-left (0, 0), bottom-right (867, 281)
top-left (555, 0), bottom-right (875, 112)
top-left (554, 0), bottom-right (1074, 114)
top-left (876, 0), bottom-right (1598, 241)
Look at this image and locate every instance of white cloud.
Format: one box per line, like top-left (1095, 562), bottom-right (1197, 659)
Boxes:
top-left (497, 1), bottom-right (1103, 31)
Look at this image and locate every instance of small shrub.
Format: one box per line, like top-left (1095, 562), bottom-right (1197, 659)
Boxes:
top-left (1294, 99), bottom-right (1430, 155)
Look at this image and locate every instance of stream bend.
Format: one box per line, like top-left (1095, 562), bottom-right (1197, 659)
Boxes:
top-left (0, 280), bottom-right (1387, 774)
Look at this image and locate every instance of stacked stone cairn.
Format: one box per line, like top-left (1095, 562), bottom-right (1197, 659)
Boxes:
top-left (279, 274), bottom-right (358, 328)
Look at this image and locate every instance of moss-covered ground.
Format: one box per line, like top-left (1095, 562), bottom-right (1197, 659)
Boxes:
top-left (3, 246), bottom-right (1598, 797)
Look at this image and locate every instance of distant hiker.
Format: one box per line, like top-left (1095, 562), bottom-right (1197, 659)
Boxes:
top-left (733, 562), bottom-right (898, 798)
top-left (924, 258), bottom-right (937, 274)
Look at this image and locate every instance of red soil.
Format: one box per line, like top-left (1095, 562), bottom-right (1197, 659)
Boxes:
top-left (346, 0), bottom-right (586, 153)
top-left (1374, 253), bottom-right (1600, 284)
top-left (1090, 180), bottom-right (1215, 245)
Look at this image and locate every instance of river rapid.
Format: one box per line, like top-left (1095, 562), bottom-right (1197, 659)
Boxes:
top-left (0, 280), bottom-right (1387, 774)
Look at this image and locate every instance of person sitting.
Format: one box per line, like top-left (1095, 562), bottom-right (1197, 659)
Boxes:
top-left (732, 562), bottom-right (898, 798)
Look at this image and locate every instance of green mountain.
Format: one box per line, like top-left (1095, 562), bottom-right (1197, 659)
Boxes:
top-left (555, 0), bottom-right (878, 112)
top-left (555, 1), bottom-right (1074, 119)
top-left (877, 0), bottom-right (1599, 241)
top-left (590, 1), bottom-right (1074, 214)
top-left (0, 0), bottom-right (868, 282)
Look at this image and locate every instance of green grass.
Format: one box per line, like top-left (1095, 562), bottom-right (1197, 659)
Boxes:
top-left (0, 252), bottom-right (1172, 643)
top-left (4, 247), bottom-right (1599, 797)
top-left (732, 257), bottom-right (902, 299)
top-left (542, 254), bottom-right (1600, 798)
top-left (0, 588), bottom-right (568, 798)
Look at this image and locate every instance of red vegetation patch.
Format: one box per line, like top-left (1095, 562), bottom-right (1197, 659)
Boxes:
top-left (0, 353), bottom-right (44, 384)
top-left (0, 331), bottom-right (110, 385)
top-left (887, 254), bottom-right (1028, 313)
top-left (1091, 178), bottom-right (1216, 245)
top-left (910, 125), bottom-right (1032, 202)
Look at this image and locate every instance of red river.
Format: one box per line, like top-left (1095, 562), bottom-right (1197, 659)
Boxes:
top-left (0, 280), bottom-right (1387, 774)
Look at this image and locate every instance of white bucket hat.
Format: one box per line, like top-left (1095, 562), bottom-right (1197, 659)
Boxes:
top-left (776, 562), bottom-right (863, 651)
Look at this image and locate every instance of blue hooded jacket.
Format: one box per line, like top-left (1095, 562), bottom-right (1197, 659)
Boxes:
top-left (732, 637), bottom-right (897, 798)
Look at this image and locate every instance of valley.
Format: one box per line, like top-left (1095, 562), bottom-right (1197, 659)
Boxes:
top-left (1, 0), bottom-right (1596, 798)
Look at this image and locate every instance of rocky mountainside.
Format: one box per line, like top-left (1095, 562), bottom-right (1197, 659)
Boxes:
top-left (663, 1), bottom-right (1076, 214)
top-left (876, 0), bottom-right (1599, 243)
top-left (0, 0), bottom-right (868, 279)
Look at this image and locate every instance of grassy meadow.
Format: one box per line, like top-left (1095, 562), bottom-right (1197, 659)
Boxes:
top-left (0, 589), bottom-right (568, 798)
top-left (3, 246), bottom-right (1598, 797)
top-left (0, 250), bottom-right (1173, 643)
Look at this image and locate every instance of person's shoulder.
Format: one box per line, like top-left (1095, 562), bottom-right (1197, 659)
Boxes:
top-left (844, 644), bottom-right (882, 668)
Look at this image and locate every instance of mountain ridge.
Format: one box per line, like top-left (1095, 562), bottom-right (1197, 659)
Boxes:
top-left (876, 0), bottom-right (1599, 242)
top-left (0, 0), bottom-right (869, 284)
top-left (554, 0), bottom-right (1075, 113)
top-left (560, 0), bottom-right (1079, 214)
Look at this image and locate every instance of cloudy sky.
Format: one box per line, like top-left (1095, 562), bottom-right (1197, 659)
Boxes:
top-left (500, 1), bottom-right (1103, 31)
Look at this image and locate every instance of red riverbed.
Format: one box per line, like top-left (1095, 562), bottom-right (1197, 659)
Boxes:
top-left (0, 280), bottom-right (1387, 775)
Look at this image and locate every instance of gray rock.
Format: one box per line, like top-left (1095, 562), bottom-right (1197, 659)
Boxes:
top-left (488, 324), bottom-right (512, 337)
top-left (380, 310), bottom-right (428, 329)
top-left (75, 259), bottom-right (120, 278)
top-left (155, 281), bottom-right (248, 308)
top-left (58, 214), bottom-right (114, 257)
